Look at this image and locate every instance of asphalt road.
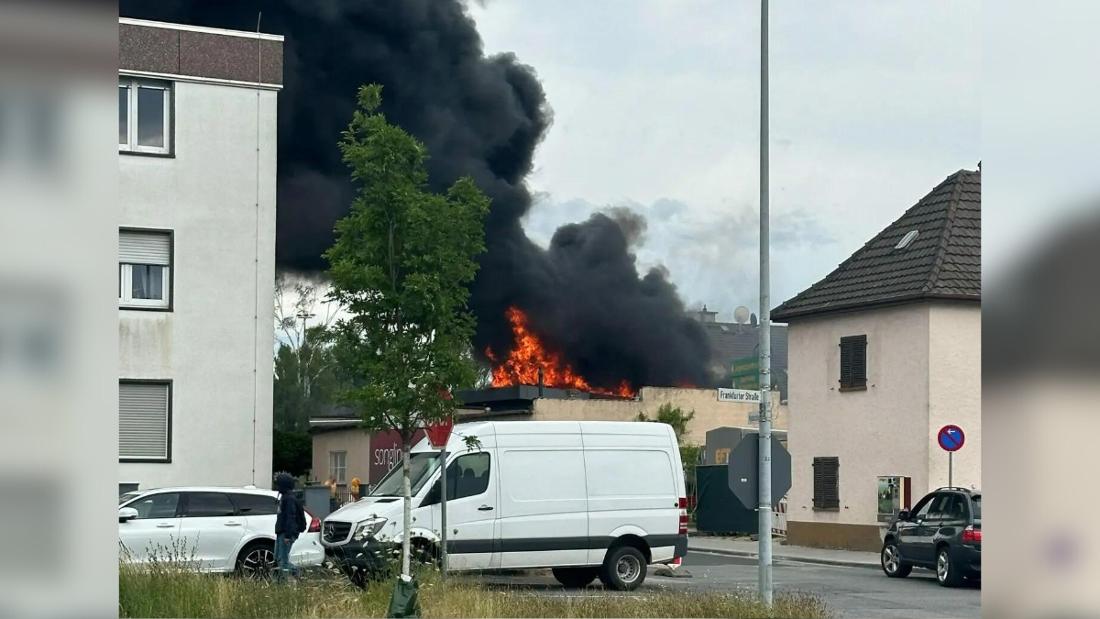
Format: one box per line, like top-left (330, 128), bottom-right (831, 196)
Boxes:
top-left (471, 551), bottom-right (980, 619)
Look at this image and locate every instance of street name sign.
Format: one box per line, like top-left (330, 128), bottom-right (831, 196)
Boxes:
top-left (717, 387), bottom-right (761, 404)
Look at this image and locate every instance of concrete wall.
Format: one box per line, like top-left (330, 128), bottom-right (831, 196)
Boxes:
top-left (927, 303), bottom-right (981, 491)
top-left (785, 304), bottom-right (932, 540)
top-left (119, 80), bottom-right (278, 489)
top-left (530, 386), bottom-right (784, 445)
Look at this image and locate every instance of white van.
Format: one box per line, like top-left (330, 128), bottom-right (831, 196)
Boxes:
top-left (321, 420), bottom-right (688, 590)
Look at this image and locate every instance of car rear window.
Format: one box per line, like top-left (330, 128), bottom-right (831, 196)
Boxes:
top-left (971, 495), bottom-right (981, 519)
top-left (231, 493), bottom-right (277, 515)
top-left (183, 492), bottom-right (236, 517)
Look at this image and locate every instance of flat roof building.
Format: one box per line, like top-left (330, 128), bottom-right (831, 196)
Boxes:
top-left (118, 18), bottom-right (283, 492)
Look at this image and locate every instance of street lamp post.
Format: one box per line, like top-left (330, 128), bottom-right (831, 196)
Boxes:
top-left (757, 0), bottom-right (774, 607)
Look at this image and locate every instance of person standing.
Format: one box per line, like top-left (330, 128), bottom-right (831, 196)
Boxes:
top-left (274, 472), bottom-right (306, 582)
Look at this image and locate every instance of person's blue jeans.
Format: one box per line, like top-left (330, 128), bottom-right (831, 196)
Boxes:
top-left (274, 535), bottom-right (298, 581)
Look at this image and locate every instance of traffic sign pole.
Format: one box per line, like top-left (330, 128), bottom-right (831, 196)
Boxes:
top-left (936, 425), bottom-right (965, 488)
top-left (756, 0), bottom-right (773, 607)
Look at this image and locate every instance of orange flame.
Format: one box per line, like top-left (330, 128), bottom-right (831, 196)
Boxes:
top-left (487, 307), bottom-right (635, 398)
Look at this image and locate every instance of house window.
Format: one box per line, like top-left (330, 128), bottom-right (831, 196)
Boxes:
top-left (329, 451), bottom-right (347, 485)
top-left (812, 456), bottom-right (839, 510)
top-left (119, 229), bottom-right (171, 309)
top-left (839, 335), bottom-right (867, 390)
top-left (119, 381), bottom-right (171, 462)
top-left (119, 78), bottom-right (171, 154)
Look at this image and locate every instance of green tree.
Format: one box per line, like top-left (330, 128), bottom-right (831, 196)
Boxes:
top-left (272, 428), bottom-right (312, 477)
top-left (272, 279), bottom-right (346, 477)
top-left (326, 84), bottom-right (489, 578)
top-left (636, 402), bottom-right (696, 442)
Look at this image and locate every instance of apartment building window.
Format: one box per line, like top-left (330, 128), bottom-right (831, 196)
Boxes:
top-left (119, 381), bottom-right (171, 462)
top-left (812, 457), bottom-right (839, 510)
top-left (119, 229), bottom-right (172, 309)
top-left (839, 334), bottom-right (867, 391)
top-left (329, 451), bottom-right (347, 485)
top-left (119, 78), bottom-right (172, 154)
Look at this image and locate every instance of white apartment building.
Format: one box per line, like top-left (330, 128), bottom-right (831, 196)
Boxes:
top-left (774, 170), bottom-right (981, 551)
top-left (118, 18), bottom-right (283, 492)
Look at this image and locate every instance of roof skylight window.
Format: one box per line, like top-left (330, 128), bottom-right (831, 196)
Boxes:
top-left (895, 229), bottom-right (919, 250)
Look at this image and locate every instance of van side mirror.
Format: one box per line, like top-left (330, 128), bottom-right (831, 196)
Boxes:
top-left (896, 510), bottom-right (910, 522)
top-left (119, 507), bottom-right (139, 523)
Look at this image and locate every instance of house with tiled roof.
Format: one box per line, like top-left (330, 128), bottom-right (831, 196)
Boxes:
top-left (776, 169), bottom-right (981, 551)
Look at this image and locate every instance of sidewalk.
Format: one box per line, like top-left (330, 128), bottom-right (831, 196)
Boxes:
top-left (688, 535), bottom-right (880, 569)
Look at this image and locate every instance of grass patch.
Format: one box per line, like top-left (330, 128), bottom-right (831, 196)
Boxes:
top-left (119, 564), bottom-right (829, 618)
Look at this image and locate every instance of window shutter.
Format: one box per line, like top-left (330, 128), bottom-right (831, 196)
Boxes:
top-left (120, 382), bottom-right (169, 460)
top-left (812, 457), bottom-right (839, 509)
top-left (120, 230), bottom-right (171, 265)
top-left (839, 335), bottom-right (867, 389)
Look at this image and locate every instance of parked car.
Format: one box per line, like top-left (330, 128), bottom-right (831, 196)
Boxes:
top-left (118, 486), bottom-right (324, 576)
top-left (880, 487), bottom-right (981, 587)
top-left (322, 420), bottom-right (689, 591)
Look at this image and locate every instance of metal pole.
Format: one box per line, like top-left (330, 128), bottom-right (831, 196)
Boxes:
top-left (757, 0), bottom-right (774, 607)
top-left (948, 452), bottom-right (953, 488)
top-left (439, 445), bottom-right (448, 575)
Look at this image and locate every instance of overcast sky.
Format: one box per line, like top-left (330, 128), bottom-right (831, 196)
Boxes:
top-left (467, 1), bottom-right (980, 321)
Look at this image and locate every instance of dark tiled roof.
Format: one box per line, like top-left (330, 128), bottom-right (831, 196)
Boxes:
top-left (773, 169), bottom-right (980, 321)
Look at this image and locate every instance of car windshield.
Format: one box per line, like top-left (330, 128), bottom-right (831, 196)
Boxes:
top-left (119, 491), bottom-right (142, 506)
top-left (370, 452), bottom-right (440, 497)
top-left (971, 494), bottom-right (981, 519)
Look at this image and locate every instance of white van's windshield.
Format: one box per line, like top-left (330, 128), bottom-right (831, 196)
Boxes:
top-left (370, 452), bottom-right (440, 497)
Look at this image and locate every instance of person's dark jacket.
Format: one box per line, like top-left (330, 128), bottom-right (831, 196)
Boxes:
top-left (274, 473), bottom-right (306, 540)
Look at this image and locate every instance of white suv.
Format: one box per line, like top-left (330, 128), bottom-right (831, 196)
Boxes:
top-left (118, 486), bottom-right (324, 576)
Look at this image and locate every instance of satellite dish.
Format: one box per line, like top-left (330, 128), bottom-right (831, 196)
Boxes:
top-left (734, 306), bottom-right (751, 324)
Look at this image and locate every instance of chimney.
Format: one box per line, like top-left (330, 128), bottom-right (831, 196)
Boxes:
top-left (690, 304), bottom-right (718, 323)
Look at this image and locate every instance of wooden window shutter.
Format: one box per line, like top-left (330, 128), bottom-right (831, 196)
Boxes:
top-left (839, 335), bottom-right (867, 390)
top-left (812, 456), bottom-right (839, 509)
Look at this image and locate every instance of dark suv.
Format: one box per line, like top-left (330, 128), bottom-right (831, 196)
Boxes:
top-left (881, 487), bottom-right (981, 587)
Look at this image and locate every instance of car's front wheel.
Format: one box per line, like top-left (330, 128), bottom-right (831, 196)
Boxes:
top-left (236, 541), bottom-right (276, 579)
top-left (881, 542), bottom-right (912, 578)
top-left (936, 547), bottom-right (964, 587)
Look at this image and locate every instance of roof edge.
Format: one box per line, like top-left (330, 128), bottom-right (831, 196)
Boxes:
top-left (772, 292), bottom-right (980, 322)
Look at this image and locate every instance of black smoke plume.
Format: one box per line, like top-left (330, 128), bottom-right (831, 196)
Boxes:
top-left (120, 0), bottom-right (713, 390)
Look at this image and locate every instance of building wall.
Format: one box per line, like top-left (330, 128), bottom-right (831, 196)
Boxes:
top-left (785, 304), bottom-right (932, 550)
top-left (119, 80), bottom-right (278, 489)
top-left (311, 430), bottom-right (372, 486)
top-left (530, 386), bottom-right (784, 445)
top-left (927, 302), bottom-right (981, 490)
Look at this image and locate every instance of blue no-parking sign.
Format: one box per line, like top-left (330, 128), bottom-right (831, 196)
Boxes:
top-left (937, 424), bottom-right (965, 452)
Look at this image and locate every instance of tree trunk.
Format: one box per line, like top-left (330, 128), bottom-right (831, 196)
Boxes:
top-left (401, 441), bottom-right (412, 577)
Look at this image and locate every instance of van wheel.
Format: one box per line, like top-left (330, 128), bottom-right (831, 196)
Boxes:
top-left (552, 567), bottom-right (598, 588)
top-left (347, 567), bottom-right (368, 590)
top-left (411, 540), bottom-right (439, 568)
top-left (599, 545), bottom-right (647, 591)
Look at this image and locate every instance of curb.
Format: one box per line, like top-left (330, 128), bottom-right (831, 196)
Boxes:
top-left (688, 545), bottom-right (879, 570)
